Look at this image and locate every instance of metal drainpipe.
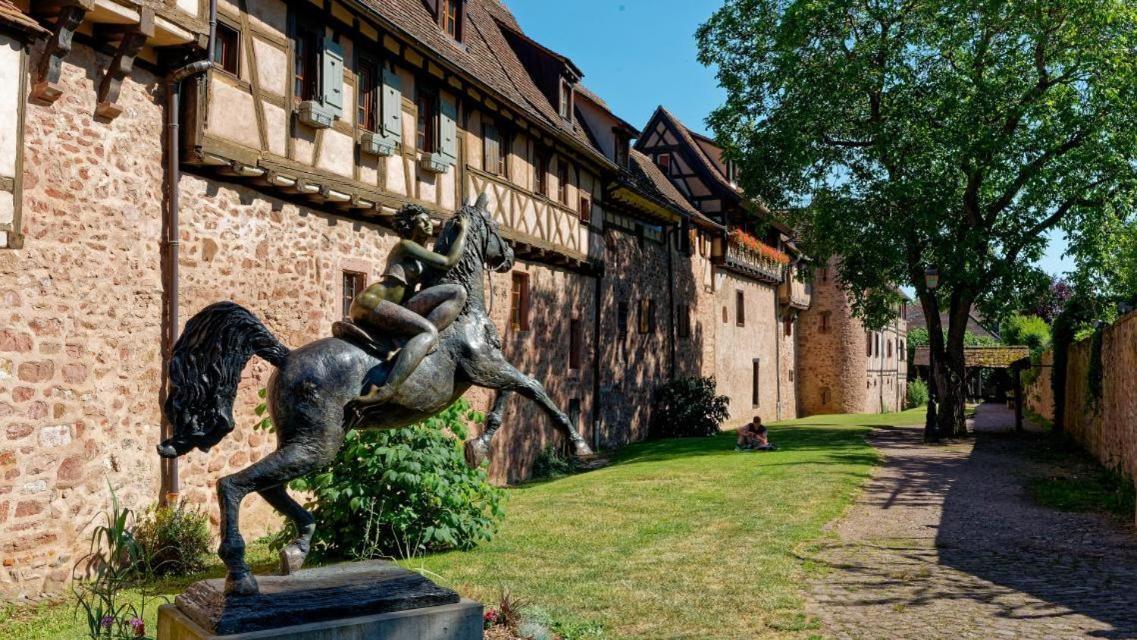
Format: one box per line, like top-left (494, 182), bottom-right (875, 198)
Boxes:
top-left (665, 225), bottom-right (676, 381)
top-left (592, 262), bottom-right (603, 453)
top-left (161, 0), bottom-right (215, 505)
top-left (774, 283), bottom-right (781, 421)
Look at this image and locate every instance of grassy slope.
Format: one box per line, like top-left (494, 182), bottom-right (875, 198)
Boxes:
top-left (4, 409), bottom-right (925, 640)
top-left (408, 409), bottom-right (926, 639)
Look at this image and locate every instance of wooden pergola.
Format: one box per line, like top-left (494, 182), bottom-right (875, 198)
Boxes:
top-left (913, 346), bottom-right (1032, 430)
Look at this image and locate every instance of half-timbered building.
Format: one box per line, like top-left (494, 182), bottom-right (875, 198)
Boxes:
top-left (0, 0), bottom-right (902, 599)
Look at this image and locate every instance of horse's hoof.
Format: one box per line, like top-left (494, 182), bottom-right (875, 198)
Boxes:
top-left (224, 572), bottom-right (259, 596)
top-left (279, 544), bottom-right (307, 575)
top-left (464, 437), bottom-right (490, 469)
top-left (572, 439), bottom-right (595, 459)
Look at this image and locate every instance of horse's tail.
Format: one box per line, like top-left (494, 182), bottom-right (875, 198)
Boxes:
top-left (157, 302), bottom-right (290, 459)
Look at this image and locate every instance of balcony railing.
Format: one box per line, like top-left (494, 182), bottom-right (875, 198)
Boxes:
top-left (720, 232), bottom-right (789, 283)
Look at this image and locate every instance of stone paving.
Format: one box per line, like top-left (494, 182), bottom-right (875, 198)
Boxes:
top-left (806, 403), bottom-right (1137, 640)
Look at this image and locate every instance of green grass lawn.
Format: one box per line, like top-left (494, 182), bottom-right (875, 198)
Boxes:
top-left (4, 408), bottom-right (925, 640)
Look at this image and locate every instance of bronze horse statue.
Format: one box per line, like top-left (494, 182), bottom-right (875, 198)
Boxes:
top-left (157, 194), bottom-right (593, 595)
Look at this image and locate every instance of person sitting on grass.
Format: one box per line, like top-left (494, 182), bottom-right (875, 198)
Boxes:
top-left (736, 416), bottom-right (777, 451)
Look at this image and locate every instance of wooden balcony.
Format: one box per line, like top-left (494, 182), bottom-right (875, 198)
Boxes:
top-left (778, 268), bottom-right (812, 310)
top-left (717, 233), bottom-right (787, 284)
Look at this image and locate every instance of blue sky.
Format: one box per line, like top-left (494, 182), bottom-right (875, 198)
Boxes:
top-left (508, 0), bottom-right (1074, 278)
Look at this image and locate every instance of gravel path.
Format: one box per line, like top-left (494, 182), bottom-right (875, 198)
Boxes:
top-left (806, 404), bottom-right (1137, 640)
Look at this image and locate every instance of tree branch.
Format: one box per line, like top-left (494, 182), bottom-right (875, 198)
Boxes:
top-left (983, 128), bottom-right (1093, 222)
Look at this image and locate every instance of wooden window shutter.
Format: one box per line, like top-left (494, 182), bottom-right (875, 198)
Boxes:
top-left (381, 67), bottom-right (403, 141)
top-left (321, 37), bottom-right (344, 116)
top-left (439, 94), bottom-right (458, 162)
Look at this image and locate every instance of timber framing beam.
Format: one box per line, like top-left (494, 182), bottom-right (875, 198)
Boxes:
top-left (30, 0), bottom-right (95, 105)
top-left (94, 8), bottom-right (155, 120)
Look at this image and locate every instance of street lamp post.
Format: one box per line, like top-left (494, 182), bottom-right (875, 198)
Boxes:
top-left (924, 266), bottom-right (940, 443)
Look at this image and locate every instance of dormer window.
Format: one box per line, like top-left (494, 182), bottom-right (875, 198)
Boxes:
top-left (559, 79), bottom-right (573, 121)
top-left (614, 131), bottom-right (629, 168)
top-left (439, 0), bottom-right (462, 40)
top-left (657, 153), bottom-right (672, 175)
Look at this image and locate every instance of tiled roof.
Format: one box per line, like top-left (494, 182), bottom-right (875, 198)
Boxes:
top-left (363, 0), bottom-right (612, 169)
top-left (627, 150), bottom-right (721, 229)
top-left (0, 0), bottom-right (47, 36)
top-left (913, 346), bottom-right (1028, 369)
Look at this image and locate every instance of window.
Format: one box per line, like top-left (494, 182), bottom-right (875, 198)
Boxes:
top-left (534, 149), bottom-right (548, 196)
top-left (357, 58), bottom-right (379, 131)
top-left (294, 24), bottom-right (320, 100)
top-left (820, 311), bottom-right (831, 333)
top-left (439, 0), bottom-right (462, 40)
top-left (617, 301), bottom-right (629, 342)
top-left (875, 333), bottom-right (881, 357)
top-left (821, 388), bottom-right (830, 406)
top-left (657, 153), bottom-right (671, 175)
top-left (866, 333), bottom-right (873, 357)
top-left (579, 194), bottom-right (591, 224)
top-left (722, 305), bottom-right (728, 324)
top-left (557, 160), bottom-right (570, 205)
top-left (614, 132), bottom-right (629, 168)
top-left (510, 273), bottom-right (529, 332)
top-left (735, 290), bottom-right (745, 327)
top-left (752, 359), bottom-right (761, 406)
top-left (416, 89), bottom-right (437, 153)
top-left (638, 299), bottom-right (654, 335)
top-left (341, 271), bottom-right (366, 319)
top-left (569, 317), bottom-right (582, 370)
top-left (483, 121), bottom-right (503, 176)
top-left (784, 318), bottom-right (793, 337)
top-left (699, 233), bottom-right (708, 257)
top-left (677, 304), bottom-right (691, 339)
top-left (214, 22), bottom-right (240, 75)
top-left (888, 339), bottom-right (894, 359)
top-left (559, 78), bottom-right (572, 120)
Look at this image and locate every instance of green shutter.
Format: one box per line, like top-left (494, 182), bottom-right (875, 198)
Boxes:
top-left (439, 94), bottom-right (458, 163)
top-left (382, 67), bottom-right (402, 141)
top-left (321, 37), bottom-right (344, 117)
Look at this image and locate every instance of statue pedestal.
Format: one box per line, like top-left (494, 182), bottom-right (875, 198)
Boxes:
top-left (157, 560), bottom-right (483, 639)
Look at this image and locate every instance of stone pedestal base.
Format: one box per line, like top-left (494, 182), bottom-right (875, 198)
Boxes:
top-left (158, 599), bottom-right (483, 639)
top-left (156, 560), bottom-right (482, 639)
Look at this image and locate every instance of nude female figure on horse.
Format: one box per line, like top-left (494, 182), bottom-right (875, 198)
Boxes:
top-left (348, 204), bottom-right (468, 407)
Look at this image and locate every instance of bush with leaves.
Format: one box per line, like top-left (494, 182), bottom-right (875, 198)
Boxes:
top-left (532, 444), bottom-right (579, 480)
top-left (132, 500), bottom-right (212, 577)
top-left (999, 314), bottom-right (1051, 351)
top-left (649, 376), bottom-right (730, 439)
top-left (906, 379), bottom-right (929, 409)
top-left (289, 399), bottom-right (505, 560)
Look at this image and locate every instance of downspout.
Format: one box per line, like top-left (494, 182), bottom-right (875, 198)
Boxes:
top-left (591, 262), bottom-right (603, 453)
top-left (665, 225), bottom-right (676, 381)
top-left (161, 0), bottom-right (215, 505)
top-left (774, 288), bottom-right (781, 421)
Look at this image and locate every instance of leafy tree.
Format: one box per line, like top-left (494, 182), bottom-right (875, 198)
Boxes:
top-left (999, 314), bottom-right (1051, 351)
top-left (698, 0), bottom-right (1137, 439)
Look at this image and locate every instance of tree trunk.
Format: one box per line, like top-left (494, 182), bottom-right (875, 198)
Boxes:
top-left (936, 350), bottom-right (968, 437)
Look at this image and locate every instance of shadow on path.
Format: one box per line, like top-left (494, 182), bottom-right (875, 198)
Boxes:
top-left (807, 403), bottom-right (1137, 640)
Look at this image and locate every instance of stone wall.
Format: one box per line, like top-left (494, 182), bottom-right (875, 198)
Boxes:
top-left (797, 257), bottom-right (907, 416)
top-left (1024, 312), bottom-right (1137, 496)
top-left (1025, 350), bottom-right (1054, 422)
top-left (0, 43), bottom-right (595, 599)
top-left (797, 259), bottom-right (868, 415)
top-left (713, 271), bottom-right (782, 425)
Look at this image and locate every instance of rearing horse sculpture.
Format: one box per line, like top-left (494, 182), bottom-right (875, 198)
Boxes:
top-left (157, 195), bottom-right (594, 595)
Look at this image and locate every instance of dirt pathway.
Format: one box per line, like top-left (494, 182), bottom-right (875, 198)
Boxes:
top-left (806, 404), bottom-right (1137, 640)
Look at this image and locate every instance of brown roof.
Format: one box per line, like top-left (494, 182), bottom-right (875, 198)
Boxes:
top-left (627, 151), bottom-right (720, 229)
top-left (0, 0), bottom-right (47, 36)
top-left (906, 306), bottom-right (999, 340)
top-left (643, 106), bottom-right (791, 234)
top-left (358, 0), bottom-right (612, 169)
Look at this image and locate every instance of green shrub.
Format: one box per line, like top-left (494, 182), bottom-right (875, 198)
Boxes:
top-left (1000, 314), bottom-right (1051, 350)
top-left (532, 444), bottom-right (579, 480)
top-left (906, 378), bottom-right (929, 409)
top-left (291, 400), bottom-right (505, 560)
top-left (132, 500), bottom-right (212, 577)
top-left (649, 376), bottom-right (730, 439)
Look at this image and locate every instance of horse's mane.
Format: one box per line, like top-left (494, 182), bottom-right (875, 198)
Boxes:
top-left (424, 202), bottom-right (487, 291)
